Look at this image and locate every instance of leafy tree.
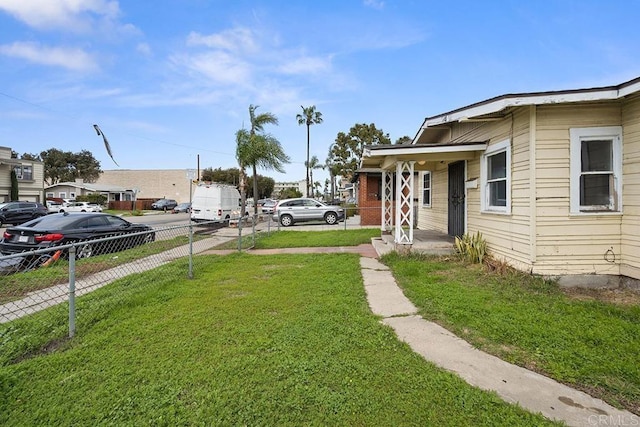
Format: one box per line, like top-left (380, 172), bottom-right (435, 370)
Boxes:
top-left (39, 148), bottom-right (102, 185)
top-left (395, 135), bottom-right (413, 145)
top-left (279, 187), bottom-right (302, 199)
top-left (20, 152), bottom-right (41, 161)
top-left (10, 169), bottom-right (19, 200)
top-left (330, 123), bottom-right (391, 180)
top-left (304, 155), bottom-right (323, 198)
top-left (296, 105), bottom-right (323, 197)
top-left (201, 167), bottom-right (240, 185)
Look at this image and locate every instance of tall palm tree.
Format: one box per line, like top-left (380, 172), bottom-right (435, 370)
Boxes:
top-left (296, 105), bottom-right (323, 197)
top-left (304, 155), bottom-right (323, 199)
top-left (249, 105), bottom-right (278, 214)
top-left (238, 105), bottom-right (289, 215)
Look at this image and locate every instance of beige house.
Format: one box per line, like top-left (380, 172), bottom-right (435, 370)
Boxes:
top-left (0, 146), bottom-right (45, 202)
top-left (45, 179), bottom-right (136, 203)
top-left (94, 169), bottom-right (193, 203)
top-left (361, 76), bottom-right (640, 286)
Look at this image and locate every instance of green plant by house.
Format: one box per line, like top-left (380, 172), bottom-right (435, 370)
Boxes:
top-left (10, 169), bottom-right (19, 200)
top-left (455, 231), bottom-right (487, 264)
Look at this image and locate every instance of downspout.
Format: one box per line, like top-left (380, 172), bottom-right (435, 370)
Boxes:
top-left (529, 105), bottom-right (537, 266)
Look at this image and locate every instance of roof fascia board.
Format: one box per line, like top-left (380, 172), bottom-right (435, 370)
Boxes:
top-left (364, 143), bottom-right (487, 158)
top-left (424, 90), bottom-right (622, 128)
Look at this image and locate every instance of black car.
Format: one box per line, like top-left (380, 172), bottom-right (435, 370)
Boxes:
top-left (0, 212), bottom-right (155, 260)
top-left (0, 201), bottom-right (48, 227)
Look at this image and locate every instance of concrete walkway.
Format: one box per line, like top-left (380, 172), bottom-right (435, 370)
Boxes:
top-left (359, 256), bottom-right (636, 427)
top-left (227, 226), bottom-right (637, 426)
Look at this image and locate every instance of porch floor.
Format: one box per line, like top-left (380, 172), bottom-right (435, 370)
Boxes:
top-left (377, 229), bottom-right (455, 256)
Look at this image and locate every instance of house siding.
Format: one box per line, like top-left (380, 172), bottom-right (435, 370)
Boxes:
top-left (418, 110), bottom-right (534, 268)
top-left (533, 102), bottom-right (624, 277)
top-left (621, 94), bottom-right (640, 280)
top-left (417, 100), bottom-right (640, 280)
top-left (0, 147), bottom-right (45, 202)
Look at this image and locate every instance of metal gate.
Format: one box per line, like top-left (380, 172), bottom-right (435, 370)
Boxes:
top-left (448, 161), bottom-right (465, 237)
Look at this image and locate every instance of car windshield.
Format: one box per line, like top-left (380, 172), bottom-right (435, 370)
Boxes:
top-left (0, 203), bottom-right (8, 209)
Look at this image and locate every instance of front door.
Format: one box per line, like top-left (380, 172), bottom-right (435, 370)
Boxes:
top-left (448, 161), bottom-right (465, 237)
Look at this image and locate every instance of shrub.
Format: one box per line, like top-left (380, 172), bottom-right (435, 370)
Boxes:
top-left (454, 231), bottom-right (487, 264)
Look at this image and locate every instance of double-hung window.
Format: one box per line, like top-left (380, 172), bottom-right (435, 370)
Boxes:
top-left (570, 126), bottom-right (622, 213)
top-left (421, 171), bottom-right (431, 207)
top-left (481, 139), bottom-right (511, 213)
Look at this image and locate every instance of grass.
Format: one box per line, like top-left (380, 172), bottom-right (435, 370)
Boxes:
top-left (216, 228), bottom-right (380, 250)
top-left (0, 253), bottom-right (555, 426)
top-left (381, 252), bottom-right (640, 414)
top-left (0, 235), bottom-right (200, 304)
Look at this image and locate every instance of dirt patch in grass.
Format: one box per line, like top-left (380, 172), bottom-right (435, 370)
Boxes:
top-left (561, 287), bottom-right (640, 306)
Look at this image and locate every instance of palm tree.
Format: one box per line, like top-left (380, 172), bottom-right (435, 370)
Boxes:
top-left (296, 105), bottom-right (323, 197)
top-left (237, 105), bottom-right (289, 215)
top-left (304, 155), bottom-right (323, 199)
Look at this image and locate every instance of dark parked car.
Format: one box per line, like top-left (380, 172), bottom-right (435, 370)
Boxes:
top-left (0, 201), bottom-right (48, 227)
top-left (0, 213), bottom-right (155, 262)
top-left (151, 199), bottom-right (178, 211)
top-left (172, 202), bottom-right (192, 213)
top-left (272, 198), bottom-right (344, 227)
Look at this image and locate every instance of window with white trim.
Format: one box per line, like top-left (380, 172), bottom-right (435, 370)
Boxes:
top-left (421, 171), bottom-right (431, 207)
top-left (570, 126), bottom-right (622, 213)
top-left (481, 139), bottom-right (511, 213)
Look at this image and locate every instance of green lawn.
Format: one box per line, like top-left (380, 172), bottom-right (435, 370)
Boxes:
top-left (0, 253), bottom-right (554, 426)
top-left (382, 252), bottom-right (640, 414)
top-left (217, 228), bottom-right (380, 250)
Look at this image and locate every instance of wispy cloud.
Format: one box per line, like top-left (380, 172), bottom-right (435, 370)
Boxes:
top-left (363, 0), bottom-right (385, 10)
top-left (0, 0), bottom-right (118, 31)
top-left (187, 28), bottom-right (258, 53)
top-left (0, 41), bottom-right (97, 71)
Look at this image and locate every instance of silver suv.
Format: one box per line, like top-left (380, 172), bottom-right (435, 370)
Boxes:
top-left (272, 198), bottom-right (344, 227)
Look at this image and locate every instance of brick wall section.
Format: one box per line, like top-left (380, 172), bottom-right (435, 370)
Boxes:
top-left (358, 174), bottom-right (382, 226)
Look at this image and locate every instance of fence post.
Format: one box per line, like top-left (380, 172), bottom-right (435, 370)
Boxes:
top-left (252, 214), bottom-right (256, 247)
top-left (188, 222), bottom-right (194, 279)
top-left (68, 246), bottom-right (76, 338)
top-left (237, 216), bottom-right (243, 252)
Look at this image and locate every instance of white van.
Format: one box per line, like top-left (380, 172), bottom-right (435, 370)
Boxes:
top-left (190, 183), bottom-right (241, 222)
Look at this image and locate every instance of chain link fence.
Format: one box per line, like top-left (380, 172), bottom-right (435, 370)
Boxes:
top-left (0, 208), bottom-right (375, 364)
top-left (0, 216), bottom-right (266, 364)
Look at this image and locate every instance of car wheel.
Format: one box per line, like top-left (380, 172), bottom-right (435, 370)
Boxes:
top-left (76, 243), bottom-right (93, 259)
top-left (280, 214), bottom-right (293, 227)
top-left (324, 212), bottom-right (338, 225)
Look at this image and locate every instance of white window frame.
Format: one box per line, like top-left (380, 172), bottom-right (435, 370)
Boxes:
top-left (570, 126), bottom-right (622, 214)
top-left (46, 192), bottom-right (54, 198)
top-left (480, 139), bottom-right (511, 214)
top-left (421, 171), bottom-right (432, 207)
top-left (59, 192), bottom-right (67, 199)
top-left (70, 192), bottom-right (76, 199)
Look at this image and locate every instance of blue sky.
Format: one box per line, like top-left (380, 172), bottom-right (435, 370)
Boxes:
top-left (1, 0), bottom-right (639, 185)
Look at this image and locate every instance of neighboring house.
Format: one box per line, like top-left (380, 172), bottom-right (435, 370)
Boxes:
top-left (361, 76), bottom-right (640, 286)
top-left (94, 169), bottom-right (192, 204)
top-left (45, 179), bottom-right (136, 203)
top-left (0, 146), bottom-right (45, 202)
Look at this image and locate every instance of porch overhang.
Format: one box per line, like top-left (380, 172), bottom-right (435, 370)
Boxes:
top-left (361, 142), bottom-right (487, 170)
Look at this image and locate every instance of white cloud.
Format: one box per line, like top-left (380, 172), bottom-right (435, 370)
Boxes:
top-left (186, 28), bottom-right (258, 54)
top-left (172, 51), bottom-right (252, 86)
top-left (0, 41), bottom-right (97, 71)
top-left (0, 0), bottom-right (120, 31)
top-left (136, 42), bottom-right (151, 56)
top-left (277, 55), bottom-right (332, 75)
top-left (363, 0), bottom-right (384, 10)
